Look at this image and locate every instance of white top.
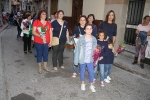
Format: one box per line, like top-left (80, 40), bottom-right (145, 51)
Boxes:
top-left (20, 19), bottom-right (29, 36)
top-left (17, 12), bottom-right (21, 17)
top-left (137, 24), bottom-right (150, 41)
top-left (2, 11), bottom-right (6, 16)
top-left (84, 38), bottom-right (92, 63)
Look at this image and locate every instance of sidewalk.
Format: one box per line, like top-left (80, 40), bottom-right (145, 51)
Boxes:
top-left (0, 24), bottom-right (9, 100)
top-left (114, 50), bottom-right (150, 79)
top-left (0, 23), bottom-right (8, 33)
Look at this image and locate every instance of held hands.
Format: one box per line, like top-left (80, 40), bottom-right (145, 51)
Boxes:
top-left (99, 56), bottom-right (103, 61)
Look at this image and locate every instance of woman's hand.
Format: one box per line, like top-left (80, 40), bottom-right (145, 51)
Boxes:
top-left (48, 42), bottom-right (51, 47)
top-left (40, 35), bottom-right (45, 39)
top-left (99, 56), bottom-right (103, 60)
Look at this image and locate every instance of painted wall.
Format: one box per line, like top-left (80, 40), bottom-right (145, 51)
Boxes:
top-left (104, 0), bottom-right (128, 50)
top-left (143, 0), bottom-right (150, 17)
top-left (57, 0), bottom-right (72, 16)
top-left (82, 0), bottom-right (105, 20)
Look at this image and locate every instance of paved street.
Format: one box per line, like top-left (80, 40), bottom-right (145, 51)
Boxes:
top-left (0, 26), bottom-right (150, 100)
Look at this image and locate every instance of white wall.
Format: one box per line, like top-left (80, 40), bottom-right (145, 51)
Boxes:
top-left (57, 0), bottom-right (72, 16)
top-left (143, 2), bottom-right (150, 18)
top-left (82, 0), bottom-right (105, 20)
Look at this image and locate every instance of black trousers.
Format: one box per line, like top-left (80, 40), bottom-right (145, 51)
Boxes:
top-left (23, 34), bottom-right (32, 51)
top-left (52, 42), bottom-right (65, 67)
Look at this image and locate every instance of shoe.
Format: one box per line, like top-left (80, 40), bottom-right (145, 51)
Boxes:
top-left (90, 85), bottom-right (96, 93)
top-left (132, 57), bottom-right (138, 64)
top-left (24, 51), bottom-right (27, 54)
top-left (104, 79), bottom-right (110, 83)
top-left (81, 84), bottom-right (86, 91)
top-left (107, 76), bottom-right (111, 81)
top-left (140, 59), bottom-right (144, 69)
top-left (72, 73), bottom-right (77, 78)
top-left (54, 67), bottom-right (58, 71)
top-left (93, 79), bottom-right (96, 83)
top-left (38, 63), bottom-right (42, 74)
top-left (28, 50), bottom-right (32, 53)
top-left (43, 62), bottom-right (50, 72)
top-left (100, 82), bottom-right (104, 87)
top-left (60, 66), bottom-right (65, 69)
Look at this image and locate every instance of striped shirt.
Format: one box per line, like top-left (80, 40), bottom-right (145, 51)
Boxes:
top-left (84, 38), bottom-right (93, 63)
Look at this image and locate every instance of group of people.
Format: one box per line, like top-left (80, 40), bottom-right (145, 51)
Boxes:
top-left (17, 9), bottom-right (150, 93)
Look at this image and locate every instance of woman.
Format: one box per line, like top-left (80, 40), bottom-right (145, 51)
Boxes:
top-left (21, 13), bottom-right (32, 53)
top-left (99, 10), bottom-right (117, 83)
top-left (32, 10), bottom-right (52, 74)
top-left (52, 10), bottom-right (69, 70)
top-left (72, 15), bottom-right (86, 78)
top-left (87, 14), bottom-right (97, 37)
top-left (16, 17), bottom-right (22, 40)
top-left (132, 15), bottom-right (150, 69)
top-left (99, 10), bottom-right (117, 43)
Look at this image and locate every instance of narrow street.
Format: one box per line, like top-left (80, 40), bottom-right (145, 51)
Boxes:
top-left (0, 26), bottom-right (150, 100)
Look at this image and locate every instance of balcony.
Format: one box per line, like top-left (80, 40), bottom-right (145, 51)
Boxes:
top-left (11, 0), bottom-right (21, 5)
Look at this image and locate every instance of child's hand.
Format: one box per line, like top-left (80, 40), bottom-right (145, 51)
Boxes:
top-left (99, 57), bottom-right (103, 60)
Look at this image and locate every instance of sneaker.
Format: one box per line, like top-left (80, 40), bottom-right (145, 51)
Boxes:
top-left (72, 73), bottom-right (77, 78)
top-left (60, 66), bottom-right (65, 69)
top-left (90, 85), bottom-right (96, 93)
top-left (53, 67), bottom-right (58, 71)
top-left (81, 84), bottom-right (86, 91)
top-left (107, 76), bottom-right (111, 81)
top-left (104, 79), bottom-right (110, 83)
top-left (93, 79), bottom-right (96, 83)
top-left (100, 82), bottom-right (104, 87)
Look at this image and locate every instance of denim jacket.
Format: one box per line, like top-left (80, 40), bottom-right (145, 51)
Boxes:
top-left (74, 35), bottom-right (97, 65)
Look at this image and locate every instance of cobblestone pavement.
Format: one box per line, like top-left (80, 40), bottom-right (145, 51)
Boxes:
top-left (0, 26), bottom-right (150, 100)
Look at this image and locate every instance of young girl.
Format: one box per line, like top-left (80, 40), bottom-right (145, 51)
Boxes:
top-left (74, 24), bottom-right (97, 92)
top-left (104, 39), bottom-right (115, 83)
top-left (94, 30), bottom-right (108, 87)
top-left (72, 15), bottom-right (86, 78)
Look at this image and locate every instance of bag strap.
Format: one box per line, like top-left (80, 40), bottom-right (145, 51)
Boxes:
top-left (78, 26), bottom-right (81, 34)
top-left (59, 21), bottom-right (64, 39)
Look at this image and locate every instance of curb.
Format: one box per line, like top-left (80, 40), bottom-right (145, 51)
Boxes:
top-left (113, 62), bottom-right (150, 79)
top-left (0, 24), bottom-right (9, 33)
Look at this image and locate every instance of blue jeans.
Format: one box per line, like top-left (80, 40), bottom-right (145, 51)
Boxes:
top-left (34, 48), bottom-right (37, 57)
top-left (98, 64), bottom-right (105, 82)
top-left (72, 52), bottom-right (79, 73)
top-left (94, 65), bottom-right (98, 79)
top-left (104, 64), bottom-right (112, 79)
top-left (80, 63), bottom-right (94, 83)
top-left (17, 29), bottom-right (21, 38)
top-left (34, 42), bottom-right (48, 63)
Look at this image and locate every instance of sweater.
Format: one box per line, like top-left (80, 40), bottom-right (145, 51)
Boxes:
top-left (97, 40), bottom-right (108, 64)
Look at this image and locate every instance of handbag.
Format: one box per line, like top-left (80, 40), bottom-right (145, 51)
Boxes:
top-left (52, 22), bottom-right (63, 46)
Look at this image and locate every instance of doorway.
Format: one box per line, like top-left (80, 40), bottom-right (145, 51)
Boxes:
top-left (124, 0), bottom-right (146, 45)
top-left (50, 0), bottom-right (58, 15)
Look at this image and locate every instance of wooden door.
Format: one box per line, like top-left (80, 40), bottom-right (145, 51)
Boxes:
top-left (50, 0), bottom-right (58, 15)
top-left (72, 0), bottom-right (83, 28)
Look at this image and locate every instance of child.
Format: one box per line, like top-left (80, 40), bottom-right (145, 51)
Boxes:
top-left (94, 30), bottom-right (108, 87)
top-left (104, 39), bottom-right (115, 83)
top-left (74, 24), bottom-right (97, 92)
top-left (72, 15), bottom-right (86, 78)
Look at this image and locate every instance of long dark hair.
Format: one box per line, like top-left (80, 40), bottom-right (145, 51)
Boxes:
top-left (104, 10), bottom-right (116, 24)
top-left (78, 15), bottom-right (87, 26)
top-left (87, 14), bottom-right (95, 23)
top-left (37, 9), bottom-right (47, 20)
